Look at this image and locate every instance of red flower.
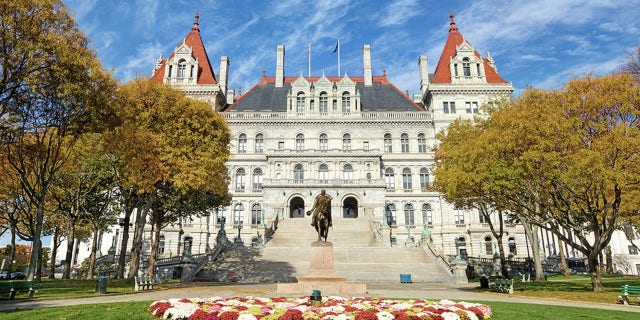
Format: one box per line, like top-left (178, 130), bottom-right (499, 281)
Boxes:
top-left (149, 301), bottom-right (172, 318)
top-left (179, 298), bottom-right (192, 303)
top-left (354, 310), bottom-right (378, 320)
top-left (391, 310), bottom-right (411, 320)
top-left (218, 311), bottom-right (239, 320)
top-left (189, 309), bottom-right (211, 320)
top-left (278, 309), bottom-right (304, 320)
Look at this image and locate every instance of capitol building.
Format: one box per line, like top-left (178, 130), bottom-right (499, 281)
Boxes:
top-left (59, 13), bottom-right (640, 278)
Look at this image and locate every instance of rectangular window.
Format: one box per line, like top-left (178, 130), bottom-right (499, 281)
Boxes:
top-left (333, 100), bottom-right (337, 110)
top-left (465, 102), bottom-right (472, 113)
top-left (472, 102), bottom-right (479, 114)
top-left (363, 141), bottom-right (369, 150)
top-left (454, 63), bottom-right (458, 77)
top-left (450, 102), bottom-right (456, 113)
top-left (278, 141), bottom-right (284, 150)
top-left (310, 100), bottom-right (315, 110)
top-left (479, 212), bottom-right (489, 224)
top-left (443, 102), bottom-right (449, 114)
top-left (454, 209), bottom-right (465, 225)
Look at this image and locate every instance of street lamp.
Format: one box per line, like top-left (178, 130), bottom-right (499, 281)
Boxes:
top-left (235, 221), bottom-right (244, 244)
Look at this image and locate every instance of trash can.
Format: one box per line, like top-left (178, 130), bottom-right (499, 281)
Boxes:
top-left (480, 276), bottom-right (489, 289)
top-left (400, 274), bottom-right (412, 283)
top-left (95, 275), bottom-right (107, 294)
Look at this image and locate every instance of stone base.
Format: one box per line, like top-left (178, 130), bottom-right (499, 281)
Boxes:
top-left (276, 241), bottom-right (367, 296)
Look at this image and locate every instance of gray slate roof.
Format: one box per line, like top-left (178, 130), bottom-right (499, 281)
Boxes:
top-left (225, 81), bottom-right (423, 112)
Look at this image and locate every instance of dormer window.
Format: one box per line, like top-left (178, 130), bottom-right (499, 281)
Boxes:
top-left (341, 92), bottom-right (351, 113)
top-left (178, 59), bottom-right (187, 78)
top-left (296, 92), bottom-right (305, 113)
top-left (462, 58), bottom-right (471, 77)
top-left (319, 92), bottom-right (328, 113)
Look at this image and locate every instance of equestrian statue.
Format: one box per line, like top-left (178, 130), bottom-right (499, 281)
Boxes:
top-left (306, 190), bottom-right (333, 242)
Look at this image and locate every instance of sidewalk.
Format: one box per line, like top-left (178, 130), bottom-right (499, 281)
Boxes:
top-left (1, 282), bottom-right (639, 313)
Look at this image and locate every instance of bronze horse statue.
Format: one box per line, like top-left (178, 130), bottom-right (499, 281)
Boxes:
top-left (306, 190), bottom-right (332, 242)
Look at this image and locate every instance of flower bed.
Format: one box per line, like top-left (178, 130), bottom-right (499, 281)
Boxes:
top-left (149, 296), bottom-right (492, 320)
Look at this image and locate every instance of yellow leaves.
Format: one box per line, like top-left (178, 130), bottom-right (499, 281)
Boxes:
top-left (106, 78), bottom-right (230, 196)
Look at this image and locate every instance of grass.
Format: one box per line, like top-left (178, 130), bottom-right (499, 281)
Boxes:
top-left (1, 276), bottom-right (640, 319)
top-left (1, 300), bottom-right (638, 320)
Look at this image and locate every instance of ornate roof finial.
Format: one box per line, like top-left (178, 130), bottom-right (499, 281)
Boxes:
top-left (449, 10), bottom-right (458, 32)
top-left (192, 10), bottom-right (200, 31)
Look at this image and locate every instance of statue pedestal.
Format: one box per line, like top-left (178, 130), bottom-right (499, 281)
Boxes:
top-left (451, 259), bottom-right (469, 284)
top-left (277, 241), bottom-right (367, 296)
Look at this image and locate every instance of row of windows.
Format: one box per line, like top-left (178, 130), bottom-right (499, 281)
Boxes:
top-left (443, 101), bottom-right (479, 114)
top-left (384, 167), bottom-right (431, 190)
top-left (218, 203), bottom-right (264, 225)
top-left (237, 133), bottom-right (429, 153)
top-left (294, 91), bottom-right (354, 113)
top-left (167, 59), bottom-right (195, 79)
top-left (385, 202), bottom-right (433, 226)
top-left (453, 57), bottom-right (482, 78)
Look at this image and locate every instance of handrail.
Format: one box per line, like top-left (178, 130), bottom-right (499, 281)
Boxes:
top-left (421, 236), bottom-right (454, 277)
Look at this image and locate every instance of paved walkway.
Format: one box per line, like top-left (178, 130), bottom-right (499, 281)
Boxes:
top-left (1, 282), bottom-right (639, 313)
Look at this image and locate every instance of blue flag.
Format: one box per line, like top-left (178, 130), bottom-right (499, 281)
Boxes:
top-left (333, 40), bottom-right (339, 53)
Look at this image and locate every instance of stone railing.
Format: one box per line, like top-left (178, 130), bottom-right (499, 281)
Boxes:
top-left (420, 235), bottom-right (454, 278)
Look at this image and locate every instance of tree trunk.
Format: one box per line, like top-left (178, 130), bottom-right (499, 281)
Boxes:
top-left (522, 221), bottom-right (545, 281)
top-left (62, 217), bottom-right (76, 279)
top-left (588, 251), bottom-right (604, 292)
top-left (35, 238), bottom-right (42, 282)
top-left (117, 208), bottom-right (132, 279)
top-left (27, 199), bottom-right (45, 281)
top-left (128, 197), bottom-right (152, 280)
top-left (86, 225), bottom-right (99, 279)
top-left (605, 246), bottom-right (613, 274)
top-left (8, 229), bottom-right (16, 278)
top-left (558, 239), bottom-right (570, 277)
top-left (147, 217), bottom-right (162, 276)
top-left (49, 227), bottom-right (61, 279)
top-left (497, 235), bottom-right (509, 278)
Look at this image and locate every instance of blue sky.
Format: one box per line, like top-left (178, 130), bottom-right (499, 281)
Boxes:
top-left (1, 0), bottom-right (639, 248)
top-left (63, 0), bottom-right (640, 96)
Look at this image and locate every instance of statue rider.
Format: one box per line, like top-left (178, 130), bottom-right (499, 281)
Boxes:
top-left (307, 189), bottom-right (332, 228)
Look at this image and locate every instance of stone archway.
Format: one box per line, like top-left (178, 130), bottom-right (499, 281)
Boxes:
top-left (342, 196), bottom-right (358, 218)
top-left (289, 196), bottom-right (305, 218)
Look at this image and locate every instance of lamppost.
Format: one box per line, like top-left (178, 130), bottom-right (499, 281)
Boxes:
top-left (234, 221), bottom-right (244, 244)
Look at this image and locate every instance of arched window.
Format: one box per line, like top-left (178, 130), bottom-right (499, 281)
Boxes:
top-left (341, 92), bottom-right (350, 113)
top-left (251, 203), bottom-right (262, 225)
top-left (294, 164), bottom-right (304, 183)
top-left (384, 133), bottom-right (392, 153)
top-left (384, 167), bottom-right (395, 189)
top-left (404, 203), bottom-right (415, 226)
top-left (252, 168), bottom-right (263, 190)
top-left (419, 168), bottom-right (430, 190)
top-left (462, 57), bottom-right (471, 77)
top-left (233, 203), bottom-right (244, 225)
top-left (422, 203), bottom-right (433, 226)
top-left (296, 133), bottom-right (304, 150)
top-left (509, 237), bottom-right (517, 255)
top-left (319, 133), bottom-right (328, 150)
top-left (343, 164), bottom-right (353, 180)
top-left (177, 59), bottom-right (186, 78)
top-left (238, 134), bottom-right (247, 153)
top-left (319, 92), bottom-right (328, 113)
top-left (402, 168), bottom-right (412, 190)
top-left (255, 134), bottom-right (264, 153)
top-left (319, 164), bottom-right (329, 182)
top-left (235, 168), bottom-right (246, 190)
top-left (296, 92), bottom-right (305, 113)
top-left (385, 203), bottom-right (397, 226)
top-left (485, 236), bottom-right (493, 255)
top-left (417, 133), bottom-right (427, 153)
top-left (401, 133), bottom-right (409, 153)
top-left (342, 133), bottom-right (351, 150)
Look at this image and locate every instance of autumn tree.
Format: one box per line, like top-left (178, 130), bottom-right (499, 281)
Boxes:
top-left (0, 0), bottom-right (117, 280)
top-left (104, 78), bottom-right (230, 280)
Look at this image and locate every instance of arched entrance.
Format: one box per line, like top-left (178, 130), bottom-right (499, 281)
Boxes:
top-left (289, 196), bottom-right (305, 218)
top-left (342, 197), bottom-right (358, 218)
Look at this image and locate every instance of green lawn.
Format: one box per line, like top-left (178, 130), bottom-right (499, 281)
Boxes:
top-left (1, 300), bottom-right (638, 320)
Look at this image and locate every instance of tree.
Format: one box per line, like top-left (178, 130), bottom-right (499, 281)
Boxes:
top-left (0, 0), bottom-right (117, 281)
top-left (619, 46), bottom-right (640, 81)
top-left (485, 74), bottom-right (640, 291)
top-left (104, 78), bottom-right (230, 279)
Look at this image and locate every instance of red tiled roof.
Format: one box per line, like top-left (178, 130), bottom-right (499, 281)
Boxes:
top-left (431, 11), bottom-right (506, 84)
top-left (151, 12), bottom-right (217, 84)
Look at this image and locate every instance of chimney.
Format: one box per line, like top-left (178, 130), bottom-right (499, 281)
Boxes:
top-left (363, 44), bottom-right (372, 87)
top-left (276, 44), bottom-right (285, 87)
top-left (219, 56), bottom-right (229, 94)
top-left (226, 89), bottom-right (235, 105)
top-left (418, 55), bottom-right (429, 92)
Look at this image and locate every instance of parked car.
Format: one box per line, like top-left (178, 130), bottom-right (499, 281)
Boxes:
top-left (0, 271), bottom-right (7, 279)
top-left (10, 272), bottom-right (26, 279)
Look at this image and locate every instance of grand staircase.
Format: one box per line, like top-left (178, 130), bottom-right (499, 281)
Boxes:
top-left (196, 215), bottom-right (453, 283)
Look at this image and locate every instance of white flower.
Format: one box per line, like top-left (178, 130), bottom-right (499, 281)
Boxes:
top-left (238, 314), bottom-right (258, 320)
top-left (376, 311), bottom-right (395, 320)
top-left (163, 304), bottom-right (199, 319)
top-left (333, 314), bottom-right (352, 320)
top-left (440, 311), bottom-right (461, 320)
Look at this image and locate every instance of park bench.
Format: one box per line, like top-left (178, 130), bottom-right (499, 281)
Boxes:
top-left (134, 275), bottom-right (155, 291)
top-left (492, 278), bottom-right (514, 294)
top-left (0, 280), bottom-right (36, 299)
top-left (619, 284), bottom-right (640, 305)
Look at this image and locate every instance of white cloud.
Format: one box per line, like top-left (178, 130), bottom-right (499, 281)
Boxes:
top-left (377, 0), bottom-right (422, 27)
top-left (116, 42), bottom-right (165, 82)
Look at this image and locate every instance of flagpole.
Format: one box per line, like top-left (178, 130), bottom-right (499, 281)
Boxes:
top-left (337, 38), bottom-right (341, 76)
top-left (308, 42), bottom-right (311, 77)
